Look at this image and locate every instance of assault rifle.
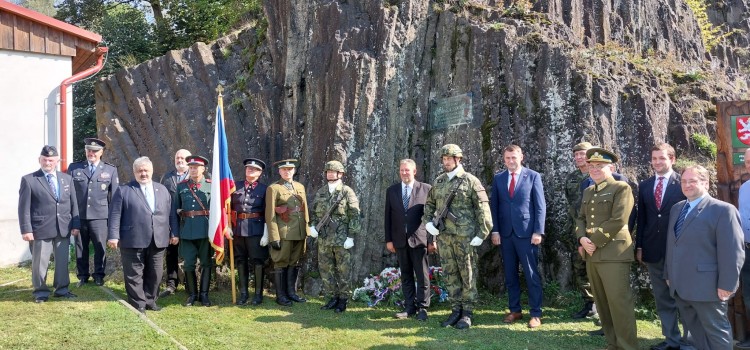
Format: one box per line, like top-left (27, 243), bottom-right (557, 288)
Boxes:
top-left (315, 191), bottom-right (346, 232)
top-left (431, 177), bottom-right (464, 230)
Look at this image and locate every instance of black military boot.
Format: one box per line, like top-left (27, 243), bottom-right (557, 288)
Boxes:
top-left (184, 271), bottom-right (198, 306)
top-left (273, 268), bottom-right (292, 306)
top-left (250, 264), bottom-right (264, 305)
top-left (572, 301), bottom-right (593, 319)
top-left (199, 267), bottom-right (212, 307)
top-left (440, 308), bottom-right (462, 327)
top-left (237, 262), bottom-right (249, 305)
top-left (454, 310), bottom-right (473, 329)
top-left (334, 297), bottom-right (348, 313)
top-left (286, 266), bottom-right (307, 303)
top-left (321, 297), bottom-right (339, 310)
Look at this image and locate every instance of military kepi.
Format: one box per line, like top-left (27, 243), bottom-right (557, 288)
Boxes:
top-left (186, 155), bottom-right (209, 166)
top-left (40, 145), bottom-right (58, 157)
top-left (84, 137), bottom-right (106, 151)
top-left (244, 158), bottom-right (266, 170)
top-left (586, 147), bottom-right (619, 163)
top-left (273, 159), bottom-right (298, 168)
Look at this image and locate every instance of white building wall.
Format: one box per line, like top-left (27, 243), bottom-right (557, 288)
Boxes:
top-left (0, 49), bottom-right (73, 267)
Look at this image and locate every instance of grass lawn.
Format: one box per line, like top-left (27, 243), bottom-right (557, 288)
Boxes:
top-left (0, 265), bottom-right (664, 349)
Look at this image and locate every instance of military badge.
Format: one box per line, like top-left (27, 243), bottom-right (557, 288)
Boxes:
top-left (101, 183), bottom-right (107, 190)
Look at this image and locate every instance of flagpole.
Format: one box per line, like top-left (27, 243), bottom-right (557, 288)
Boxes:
top-left (216, 85), bottom-right (237, 305)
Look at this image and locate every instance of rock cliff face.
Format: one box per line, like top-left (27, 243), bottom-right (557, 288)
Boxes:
top-left (96, 0), bottom-right (750, 295)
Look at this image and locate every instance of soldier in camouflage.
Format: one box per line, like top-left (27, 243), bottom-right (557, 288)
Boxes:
top-left (309, 160), bottom-right (361, 313)
top-left (564, 141), bottom-right (599, 320)
top-left (423, 144), bottom-right (492, 329)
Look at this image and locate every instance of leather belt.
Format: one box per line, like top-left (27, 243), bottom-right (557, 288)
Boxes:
top-left (237, 212), bottom-right (264, 219)
top-left (180, 210), bottom-right (210, 218)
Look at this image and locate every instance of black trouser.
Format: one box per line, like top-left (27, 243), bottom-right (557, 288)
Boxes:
top-left (122, 240), bottom-right (165, 309)
top-left (164, 244), bottom-right (180, 290)
top-left (234, 235), bottom-right (269, 265)
top-left (396, 245), bottom-right (430, 310)
top-left (76, 219), bottom-right (108, 280)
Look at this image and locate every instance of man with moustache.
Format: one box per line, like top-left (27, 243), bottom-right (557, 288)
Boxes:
top-left (665, 165), bottom-right (744, 349)
top-left (230, 158), bottom-right (269, 305)
top-left (385, 159), bottom-right (434, 321)
top-left (159, 149), bottom-right (190, 297)
top-left (265, 159), bottom-right (310, 306)
top-left (423, 144), bottom-right (492, 329)
top-left (490, 144), bottom-right (546, 329)
top-left (19, 145), bottom-right (80, 302)
top-left (108, 157), bottom-right (174, 313)
top-left (636, 144), bottom-right (689, 350)
top-left (577, 147), bottom-right (637, 350)
top-left (170, 155), bottom-right (213, 307)
top-left (67, 137), bottom-right (119, 287)
top-left (309, 160), bottom-right (361, 313)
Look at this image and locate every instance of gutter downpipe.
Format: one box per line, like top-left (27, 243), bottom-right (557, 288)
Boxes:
top-left (59, 46), bottom-right (109, 172)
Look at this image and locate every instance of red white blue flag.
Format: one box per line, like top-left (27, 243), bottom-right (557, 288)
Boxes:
top-left (208, 95), bottom-right (235, 264)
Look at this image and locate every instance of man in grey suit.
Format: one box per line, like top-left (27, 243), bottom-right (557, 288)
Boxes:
top-left (665, 165), bottom-right (744, 350)
top-left (108, 157), bottom-right (175, 313)
top-left (384, 159), bottom-right (434, 321)
top-left (18, 145), bottom-right (80, 303)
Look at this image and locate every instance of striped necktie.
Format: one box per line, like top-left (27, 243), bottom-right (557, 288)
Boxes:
top-left (403, 186), bottom-right (410, 210)
top-left (673, 202), bottom-right (690, 239)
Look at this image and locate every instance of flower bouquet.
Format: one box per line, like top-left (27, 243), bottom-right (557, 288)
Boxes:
top-left (353, 266), bottom-right (449, 307)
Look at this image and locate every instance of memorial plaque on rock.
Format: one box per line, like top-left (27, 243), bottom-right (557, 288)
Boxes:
top-left (430, 93), bottom-right (473, 130)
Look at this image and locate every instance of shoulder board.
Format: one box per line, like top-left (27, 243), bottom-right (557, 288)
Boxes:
top-left (102, 161), bottom-right (117, 168)
top-left (179, 179), bottom-right (189, 184)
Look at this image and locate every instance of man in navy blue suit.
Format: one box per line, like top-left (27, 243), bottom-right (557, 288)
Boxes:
top-left (490, 144), bottom-right (546, 329)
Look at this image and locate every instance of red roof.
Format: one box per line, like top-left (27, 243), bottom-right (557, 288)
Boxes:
top-left (0, 1), bottom-right (101, 43)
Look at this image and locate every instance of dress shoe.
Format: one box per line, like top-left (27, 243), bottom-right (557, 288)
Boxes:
top-left (441, 308), bottom-right (462, 327)
top-left (588, 328), bottom-right (604, 336)
top-left (528, 317), bottom-right (541, 329)
top-left (503, 312), bottom-right (523, 323)
top-left (416, 309), bottom-right (428, 322)
top-left (53, 292), bottom-right (77, 298)
top-left (649, 341), bottom-right (680, 350)
top-left (395, 308), bottom-right (416, 319)
top-left (76, 280), bottom-right (88, 287)
top-left (136, 307), bottom-right (146, 314)
top-left (146, 304), bottom-right (162, 311)
top-left (34, 297), bottom-right (48, 303)
top-left (572, 301), bottom-right (593, 319)
top-left (158, 287), bottom-right (175, 298)
top-left (94, 276), bottom-right (104, 286)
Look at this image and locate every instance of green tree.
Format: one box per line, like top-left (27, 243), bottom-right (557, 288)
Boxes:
top-left (13, 0), bottom-right (57, 17)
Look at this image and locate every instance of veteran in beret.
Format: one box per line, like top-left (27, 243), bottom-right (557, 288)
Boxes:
top-left (575, 147), bottom-right (637, 350)
top-left (265, 159), bottom-right (310, 307)
top-left (67, 137), bottom-right (119, 287)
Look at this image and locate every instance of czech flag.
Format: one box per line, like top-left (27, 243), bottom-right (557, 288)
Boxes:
top-left (208, 95), bottom-right (235, 264)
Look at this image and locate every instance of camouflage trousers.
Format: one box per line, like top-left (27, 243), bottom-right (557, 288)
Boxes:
top-left (439, 234), bottom-right (478, 311)
top-left (318, 245), bottom-right (352, 298)
top-left (573, 253), bottom-right (595, 303)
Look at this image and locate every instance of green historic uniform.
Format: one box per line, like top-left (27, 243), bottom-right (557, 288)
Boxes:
top-left (265, 159), bottom-right (310, 306)
top-left (171, 155), bottom-right (213, 306)
top-left (575, 148), bottom-right (637, 350)
top-left (310, 170), bottom-right (361, 311)
top-left (422, 165), bottom-right (492, 315)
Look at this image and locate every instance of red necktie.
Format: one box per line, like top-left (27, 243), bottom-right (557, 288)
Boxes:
top-left (509, 172), bottom-right (516, 198)
top-left (654, 176), bottom-right (664, 210)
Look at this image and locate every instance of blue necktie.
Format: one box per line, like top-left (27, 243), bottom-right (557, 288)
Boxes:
top-left (46, 174), bottom-right (58, 200)
top-left (673, 202), bottom-right (691, 239)
top-left (403, 186), bottom-right (410, 210)
top-left (89, 163), bottom-right (95, 176)
top-left (144, 186), bottom-right (155, 212)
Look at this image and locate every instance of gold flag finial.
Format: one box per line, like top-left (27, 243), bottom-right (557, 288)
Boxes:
top-left (216, 84), bottom-right (224, 97)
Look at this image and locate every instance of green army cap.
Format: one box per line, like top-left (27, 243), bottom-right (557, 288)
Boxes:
top-left (572, 142), bottom-right (593, 152)
top-left (586, 147), bottom-right (619, 163)
top-left (273, 159), bottom-right (298, 168)
top-left (324, 160), bottom-right (345, 173)
top-left (440, 144), bottom-right (463, 157)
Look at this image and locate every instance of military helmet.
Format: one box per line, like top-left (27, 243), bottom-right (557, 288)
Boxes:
top-left (440, 144), bottom-right (463, 157)
top-left (324, 160), bottom-right (345, 173)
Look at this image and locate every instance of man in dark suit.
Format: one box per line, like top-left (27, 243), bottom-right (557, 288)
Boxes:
top-left (490, 144), bottom-right (546, 329)
top-left (158, 149), bottom-right (190, 297)
top-left (636, 144), bottom-right (689, 350)
top-left (18, 145), bottom-right (80, 303)
top-left (67, 137), bottom-right (119, 287)
top-left (108, 156), bottom-right (174, 313)
top-left (384, 159), bottom-right (434, 321)
top-left (665, 165), bottom-right (744, 350)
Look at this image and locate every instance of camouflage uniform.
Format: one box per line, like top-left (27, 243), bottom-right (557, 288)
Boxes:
top-left (422, 155), bottom-right (492, 313)
top-left (564, 168), bottom-right (594, 304)
top-left (311, 180), bottom-right (361, 300)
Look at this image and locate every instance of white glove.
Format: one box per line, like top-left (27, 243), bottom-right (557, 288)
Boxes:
top-left (470, 236), bottom-right (484, 247)
top-left (260, 224), bottom-right (269, 247)
top-left (425, 222), bottom-right (439, 236)
top-left (343, 237), bottom-right (354, 249)
top-left (309, 226), bottom-right (319, 238)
